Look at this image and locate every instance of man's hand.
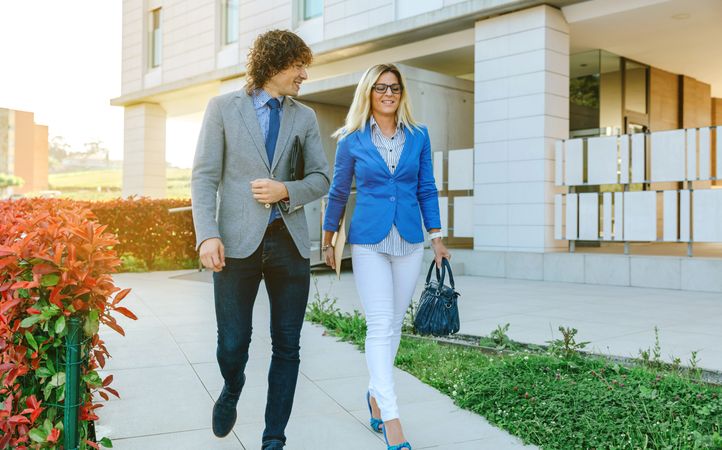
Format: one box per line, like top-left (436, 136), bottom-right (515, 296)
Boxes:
top-left (199, 238), bottom-right (225, 272)
top-left (251, 179), bottom-right (289, 204)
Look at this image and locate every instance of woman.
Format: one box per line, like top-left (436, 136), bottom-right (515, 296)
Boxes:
top-left (322, 63), bottom-right (450, 450)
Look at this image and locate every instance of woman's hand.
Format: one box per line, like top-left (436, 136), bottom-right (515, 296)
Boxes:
top-left (322, 230), bottom-right (337, 270)
top-left (431, 238), bottom-right (450, 268)
top-left (324, 246), bottom-right (336, 270)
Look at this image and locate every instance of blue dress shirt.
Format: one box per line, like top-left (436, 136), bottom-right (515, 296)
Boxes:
top-left (252, 89), bottom-right (284, 223)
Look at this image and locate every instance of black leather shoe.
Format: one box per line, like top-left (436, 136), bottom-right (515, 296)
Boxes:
top-left (261, 439), bottom-right (285, 449)
top-left (212, 385), bottom-right (241, 437)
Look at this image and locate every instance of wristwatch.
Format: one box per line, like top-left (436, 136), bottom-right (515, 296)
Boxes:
top-left (428, 231), bottom-right (443, 241)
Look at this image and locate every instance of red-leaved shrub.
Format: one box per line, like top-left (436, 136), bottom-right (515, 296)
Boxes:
top-left (0, 198), bottom-right (135, 449)
top-left (88, 197), bottom-right (195, 270)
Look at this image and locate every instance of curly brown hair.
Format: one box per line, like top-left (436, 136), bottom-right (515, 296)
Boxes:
top-left (245, 30), bottom-right (313, 94)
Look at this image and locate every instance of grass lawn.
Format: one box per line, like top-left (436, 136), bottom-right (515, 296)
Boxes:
top-left (305, 286), bottom-right (722, 449)
top-left (46, 168), bottom-right (191, 200)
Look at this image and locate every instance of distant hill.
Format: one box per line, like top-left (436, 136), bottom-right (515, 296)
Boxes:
top-left (47, 168), bottom-right (191, 201)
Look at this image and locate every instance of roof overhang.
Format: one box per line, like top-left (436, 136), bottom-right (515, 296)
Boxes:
top-left (564, 0), bottom-right (722, 96)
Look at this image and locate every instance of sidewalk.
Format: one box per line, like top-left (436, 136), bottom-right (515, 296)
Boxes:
top-left (96, 270), bottom-right (536, 449)
top-left (311, 268), bottom-right (722, 371)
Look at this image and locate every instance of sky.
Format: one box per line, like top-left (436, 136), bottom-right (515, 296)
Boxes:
top-left (0, 1), bottom-right (125, 160)
top-left (0, 1), bottom-right (196, 168)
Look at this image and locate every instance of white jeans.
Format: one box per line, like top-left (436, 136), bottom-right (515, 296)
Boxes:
top-left (352, 244), bottom-right (424, 421)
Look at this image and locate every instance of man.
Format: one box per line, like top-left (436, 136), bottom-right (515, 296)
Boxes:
top-left (191, 30), bottom-right (330, 449)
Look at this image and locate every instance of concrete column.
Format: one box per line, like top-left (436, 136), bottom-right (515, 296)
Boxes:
top-left (122, 103), bottom-right (166, 198)
top-left (473, 5), bottom-right (569, 253)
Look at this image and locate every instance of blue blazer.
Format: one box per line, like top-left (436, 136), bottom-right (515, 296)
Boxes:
top-left (323, 121), bottom-right (441, 245)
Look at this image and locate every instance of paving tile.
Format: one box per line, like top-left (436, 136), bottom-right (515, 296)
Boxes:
top-left (312, 369), bottom-right (441, 414)
top-left (233, 412), bottom-right (382, 450)
top-left (665, 317), bottom-right (722, 336)
top-left (300, 350), bottom-right (369, 381)
top-left (109, 428), bottom-right (244, 449)
top-left (219, 379), bottom-right (347, 426)
top-left (102, 327), bottom-right (190, 370)
top-left (165, 322), bottom-right (218, 344)
top-left (350, 397), bottom-right (499, 448)
top-left (96, 365), bottom-right (214, 439)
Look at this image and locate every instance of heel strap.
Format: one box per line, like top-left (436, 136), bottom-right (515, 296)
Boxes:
top-left (370, 417), bottom-right (383, 433)
top-left (388, 443), bottom-right (411, 450)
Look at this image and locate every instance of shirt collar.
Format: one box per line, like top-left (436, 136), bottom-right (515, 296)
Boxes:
top-left (369, 115), bottom-right (401, 134)
top-left (252, 88), bottom-right (284, 110)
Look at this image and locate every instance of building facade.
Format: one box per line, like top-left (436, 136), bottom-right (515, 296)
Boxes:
top-left (0, 108), bottom-right (49, 195)
top-left (112, 0), bottom-right (722, 291)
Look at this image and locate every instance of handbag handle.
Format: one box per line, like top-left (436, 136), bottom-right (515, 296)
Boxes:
top-left (441, 258), bottom-right (455, 289)
top-left (424, 259), bottom-right (441, 285)
top-left (424, 258), bottom-right (455, 289)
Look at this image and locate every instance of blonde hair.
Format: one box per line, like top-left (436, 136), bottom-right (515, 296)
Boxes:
top-left (333, 64), bottom-right (420, 139)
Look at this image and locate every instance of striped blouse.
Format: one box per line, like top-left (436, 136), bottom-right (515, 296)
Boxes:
top-left (358, 116), bottom-right (424, 257)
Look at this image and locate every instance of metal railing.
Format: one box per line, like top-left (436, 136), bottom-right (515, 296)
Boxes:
top-left (554, 126), bottom-right (722, 256)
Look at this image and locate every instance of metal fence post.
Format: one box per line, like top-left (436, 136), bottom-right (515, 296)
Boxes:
top-left (63, 316), bottom-right (82, 450)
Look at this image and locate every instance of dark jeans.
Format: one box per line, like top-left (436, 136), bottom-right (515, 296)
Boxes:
top-left (213, 220), bottom-right (310, 448)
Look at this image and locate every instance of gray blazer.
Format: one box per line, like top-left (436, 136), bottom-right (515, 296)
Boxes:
top-left (191, 89), bottom-right (330, 259)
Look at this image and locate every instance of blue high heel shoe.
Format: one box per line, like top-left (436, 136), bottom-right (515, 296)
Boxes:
top-left (382, 423), bottom-right (412, 450)
top-left (366, 391), bottom-right (383, 433)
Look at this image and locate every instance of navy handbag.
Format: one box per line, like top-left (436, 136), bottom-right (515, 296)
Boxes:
top-left (413, 258), bottom-right (460, 336)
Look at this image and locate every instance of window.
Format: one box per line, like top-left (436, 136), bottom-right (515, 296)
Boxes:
top-left (149, 8), bottom-right (162, 68)
top-left (222, 0), bottom-right (239, 45)
top-left (303, 0), bottom-right (322, 20)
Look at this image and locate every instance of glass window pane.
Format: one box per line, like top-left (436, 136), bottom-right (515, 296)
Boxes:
top-left (225, 0), bottom-right (239, 44)
top-left (150, 8), bottom-right (162, 68)
top-left (599, 51), bottom-right (622, 135)
top-left (304, 0), bottom-right (322, 20)
top-left (570, 50), bottom-right (601, 134)
top-left (153, 29), bottom-right (162, 67)
top-left (152, 8), bottom-right (161, 29)
top-left (625, 61), bottom-right (648, 115)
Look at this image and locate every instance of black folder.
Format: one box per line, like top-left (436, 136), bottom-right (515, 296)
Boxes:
top-left (290, 135), bottom-right (304, 181)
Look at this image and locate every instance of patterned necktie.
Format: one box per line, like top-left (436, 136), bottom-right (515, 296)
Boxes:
top-left (265, 98), bottom-right (281, 165)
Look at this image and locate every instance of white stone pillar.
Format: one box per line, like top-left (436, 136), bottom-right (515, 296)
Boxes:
top-left (122, 103), bottom-right (167, 198)
top-left (473, 5), bottom-right (569, 254)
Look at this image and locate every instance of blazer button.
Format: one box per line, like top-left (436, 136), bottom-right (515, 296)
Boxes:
top-left (390, 196), bottom-right (396, 202)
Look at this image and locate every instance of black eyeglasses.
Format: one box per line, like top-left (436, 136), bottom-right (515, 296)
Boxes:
top-left (372, 83), bottom-right (402, 94)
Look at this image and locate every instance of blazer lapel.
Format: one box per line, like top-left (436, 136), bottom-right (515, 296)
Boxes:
top-left (394, 124), bottom-right (417, 175)
top-left (271, 97), bottom-right (297, 173)
top-left (358, 123), bottom-right (392, 177)
top-left (234, 90), bottom-right (270, 170)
